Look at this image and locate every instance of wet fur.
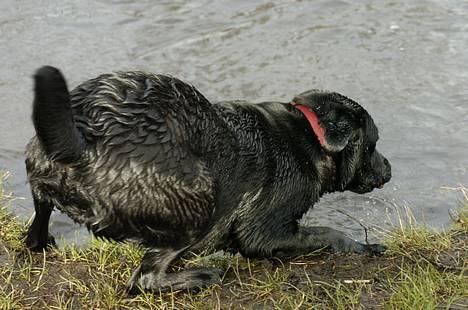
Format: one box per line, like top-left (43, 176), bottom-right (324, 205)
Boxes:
top-left (25, 66), bottom-right (391, 292)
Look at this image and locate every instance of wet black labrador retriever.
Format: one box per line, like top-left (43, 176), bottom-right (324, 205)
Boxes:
top-left (25, 66), bottom-right (391, 292)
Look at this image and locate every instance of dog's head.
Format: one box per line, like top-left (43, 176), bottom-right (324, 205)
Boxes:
top-left (292, 90), bottom-right (391, 194)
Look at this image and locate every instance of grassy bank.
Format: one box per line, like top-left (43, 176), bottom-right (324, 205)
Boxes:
top-left (0, 173), bottom-right (466, 309)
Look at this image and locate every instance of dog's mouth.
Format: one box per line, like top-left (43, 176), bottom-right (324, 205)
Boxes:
top-left (350, 184), bottom-right (374, 194)
top-left (350, 179), bottom-right (387, 194)
top-left (375, 178), bottom-right (390, 190)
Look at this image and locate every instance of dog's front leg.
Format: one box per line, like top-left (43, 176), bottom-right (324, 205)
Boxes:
top-left (238, 225), bottom-right (385, 258)
top-left (290, 226), bottom-right (385, 255)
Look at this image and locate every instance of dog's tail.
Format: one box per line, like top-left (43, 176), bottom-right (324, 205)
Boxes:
top-left (33, 66), bottom-right (85, 163)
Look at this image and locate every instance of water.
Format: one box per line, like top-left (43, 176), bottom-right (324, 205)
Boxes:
top-left (0, 0), bottom-right (467, 246)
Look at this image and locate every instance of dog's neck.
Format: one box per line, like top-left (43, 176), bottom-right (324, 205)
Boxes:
top-left (318, 155), bottom-right (337, 194)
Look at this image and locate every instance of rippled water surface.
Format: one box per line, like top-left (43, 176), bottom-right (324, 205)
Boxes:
top-left (0, 0), bottom-right (467, 245)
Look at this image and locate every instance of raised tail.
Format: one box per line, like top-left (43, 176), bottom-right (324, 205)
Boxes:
top-left (33, 66), bottom-right (85, 163)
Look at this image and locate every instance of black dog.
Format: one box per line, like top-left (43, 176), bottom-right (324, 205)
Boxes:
top-left (25, 66), bottom-right (391, 292)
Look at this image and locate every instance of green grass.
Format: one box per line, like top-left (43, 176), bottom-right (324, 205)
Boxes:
top-left (0, 172), bottom-right (466, 309)
top-left (384, 263), bottom-right (467, 309)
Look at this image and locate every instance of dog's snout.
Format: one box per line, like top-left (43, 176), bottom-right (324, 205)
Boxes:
top-left (383, 158), bottom-right (391, 183)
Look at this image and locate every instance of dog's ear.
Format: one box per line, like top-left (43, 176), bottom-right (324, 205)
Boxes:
top-left (292, 90), bottom-right (362, 153)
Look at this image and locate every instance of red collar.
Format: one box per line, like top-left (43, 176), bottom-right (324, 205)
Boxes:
top-left (290, 102), bottom-right (326, 147)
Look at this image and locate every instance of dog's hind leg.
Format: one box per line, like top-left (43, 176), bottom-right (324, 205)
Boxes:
top-left (25, 193), bottom-right (56, 251)
top-left (126, 247), bottom-right (222, 294)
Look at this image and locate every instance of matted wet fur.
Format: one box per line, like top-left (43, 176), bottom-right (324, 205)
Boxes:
top-left (25, 66), bottom-right (391, 293)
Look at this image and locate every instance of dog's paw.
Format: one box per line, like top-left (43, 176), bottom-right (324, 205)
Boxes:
top-left (363, 243), bottom-right (386, 256)
top-left (25, 233), bottom-right (56, 252)
top-left (168, 267), bottom-right (223, 293)
top-left (329, 240), bottom-right (386, 255)
top-left (126, 267), bottom-right (223, 295)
